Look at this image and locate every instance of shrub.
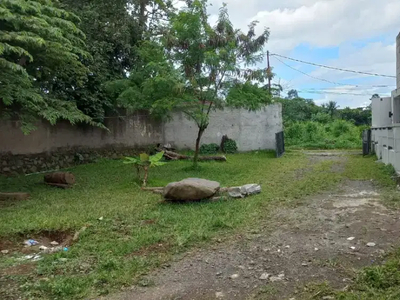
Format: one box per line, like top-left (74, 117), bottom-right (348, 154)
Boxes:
top-left (199, 143), bottom-right (220, 155)
top-left (222, 139), bottom-right (238, 154)
top-left (285, 120), bottom-right (362, 149)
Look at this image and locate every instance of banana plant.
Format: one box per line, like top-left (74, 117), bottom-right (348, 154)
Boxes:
top-left (123, 151), bottom-right (166, 187)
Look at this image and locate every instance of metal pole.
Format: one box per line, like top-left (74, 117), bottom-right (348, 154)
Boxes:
top-left (267, 50), bottom-right (271, 93)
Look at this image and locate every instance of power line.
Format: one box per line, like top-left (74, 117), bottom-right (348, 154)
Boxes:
top-left (273, 56), bottom-right (396, 89)
top-left (297, 90), bottom-right (380, 96)
top-left (271, 53), bottom-right (397, 79)
top-left (273, 56), bottom-right (344, 86)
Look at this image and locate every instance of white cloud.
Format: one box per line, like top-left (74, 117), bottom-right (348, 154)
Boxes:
top-left (173, 0), bottom-right (400, 107)
top-left (208, 0), bottom-right (400, 54)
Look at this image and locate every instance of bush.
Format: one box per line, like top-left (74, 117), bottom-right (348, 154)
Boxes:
top-left (285, 120), bottom-right (362, 149)
top-left (222, 139), bottom-right (238, 154)
top-left (199, 143), bottom-right (219, 154)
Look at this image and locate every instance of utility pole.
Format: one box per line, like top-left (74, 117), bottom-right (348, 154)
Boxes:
top-left (267, 50), bottom-right (271, 93)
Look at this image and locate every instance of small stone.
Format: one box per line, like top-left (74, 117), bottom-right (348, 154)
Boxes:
top-left (367, 242), bottom-right (376, 247)
top-left (230, 274), bottom-right (239, 279)
top-left (59, 258), bottom-right (68, 262)
top-left (302, 262), bottom-right (308, 267)
top-left (322, 296), bottom-right (334, 300)
top-left (259, 273), bottom-right (270, 280)
top-left (285, 245), bottom-right (290, 249)
top-left (314, 247), bottom-right (319, 251)
top-left (1, 250), bottom-right (9, 254)
top-left (215, 292), bottom-right (225, 299)
top-left (98, 216), bottom-right (104, 221)
top-left (50, 241), bottom-right (59, 246)
top-left (269, 273), bottom-right (285, 282)
top-left (249, 260), bottom-right (255, 265)
top-left (350, 246), bottom-right (356, 250)
top-left (347, 237), bottom-right (355, 241)
top-left (216, 271), bottom-right (223, 276)
top-left (39, 246), bottom-right (48, 251)
top-left (32, 255), bottom-right (42, 261)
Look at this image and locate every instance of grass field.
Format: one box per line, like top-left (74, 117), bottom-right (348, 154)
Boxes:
top-left (0, 151), bottom-right (398, 299)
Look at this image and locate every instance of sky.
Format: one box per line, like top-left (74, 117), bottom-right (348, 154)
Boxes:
top-left (189, 0), bottom-right (400, 108)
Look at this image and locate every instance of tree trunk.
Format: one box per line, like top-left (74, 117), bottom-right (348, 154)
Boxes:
top-left (158, 149), bottom-right (226, 162)
top-left (0, 192), bottom-right (30, 201)
top-left (44, 172), bottom-right (75, 185)
top-left (193, 127), bottom-right (205, 168)
top-left (142, 165), bottom-right (149, 187)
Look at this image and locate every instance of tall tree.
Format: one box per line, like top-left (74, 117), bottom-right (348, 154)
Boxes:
top-left (287, 89), bottom-right (299, 99)
top-left (166, 1), bottom-right (272, 166)
top-left (0, 0), bottom-right (96, 133)
top-left (58, 0), bottom-right (174, 121)
top-left (109, 0), bottom-right (272, 167)
top-left (324, 101), bottom-right (339, 118)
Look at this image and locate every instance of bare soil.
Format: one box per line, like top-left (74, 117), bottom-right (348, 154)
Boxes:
top-left (105, 153), bottom-right (400, 300)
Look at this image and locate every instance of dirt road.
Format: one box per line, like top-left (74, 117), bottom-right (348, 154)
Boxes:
top-left (106, 153), bottom-right (400, 300)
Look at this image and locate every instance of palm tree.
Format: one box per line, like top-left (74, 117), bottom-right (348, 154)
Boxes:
top-left (325, 101), bottom-right (339, 118)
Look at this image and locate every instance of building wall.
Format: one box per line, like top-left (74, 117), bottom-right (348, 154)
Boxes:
top-left (163, 104), bottom-right (283, 151)
top-left (397, 33), bottom-right (400, 89)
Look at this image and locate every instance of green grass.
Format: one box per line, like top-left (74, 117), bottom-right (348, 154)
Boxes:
top-left (0, 151), bottom-right (346, 299)
top-left (297, 249), bottom-right (400, 300)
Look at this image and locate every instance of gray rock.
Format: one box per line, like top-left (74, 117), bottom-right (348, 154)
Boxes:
top-left (164, 178), bottom-right (220, 201)
top-left (228, 187), bottom-right (244, 198)
top-left (367, 242), bottom-right (376, 247)
top-left (269, 273), bottom-right (285, 282)
top-left (241, 184), bottom-right (261, 196)
top-left (259, 273), bottom-right (270, 280)
top-left (228, 184), bottom-right (261, 198)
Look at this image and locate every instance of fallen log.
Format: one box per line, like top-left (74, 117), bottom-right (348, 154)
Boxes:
top-left (45, 183), bottom-right (72, 189)
top-left (44, 172), bottom-right (75, 186)
top-left (160, 149), bottom-right (227, 162)
top-left (0, 192), bottom-right (30, 201)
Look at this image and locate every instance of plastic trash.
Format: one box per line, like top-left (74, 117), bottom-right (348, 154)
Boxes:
top-left (63, 247), bottom-right (68, 251)
top-left (24, 239), bottom-right (39, 247)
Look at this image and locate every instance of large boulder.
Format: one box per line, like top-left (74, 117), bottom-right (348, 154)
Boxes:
top-left (164, 178), bottom-right (220, 201)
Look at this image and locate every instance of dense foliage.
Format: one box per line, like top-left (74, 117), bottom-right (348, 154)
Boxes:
top-left (0, 0), bottom-right (96, 132)
top-left (277, 90), bottom-right (371, 149)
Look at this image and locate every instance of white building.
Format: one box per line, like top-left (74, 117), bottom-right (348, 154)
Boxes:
top-left (371, 33), bottom-right (400, 173)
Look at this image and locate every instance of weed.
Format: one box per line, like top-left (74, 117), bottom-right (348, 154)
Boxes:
top-left (0, 151), bottom-right (380, 299)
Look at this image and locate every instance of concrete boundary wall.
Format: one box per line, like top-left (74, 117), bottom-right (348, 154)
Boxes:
top-left (164, 104), bottom-right (282, 151)
top-left (0, 104), bottom-right (282, 174)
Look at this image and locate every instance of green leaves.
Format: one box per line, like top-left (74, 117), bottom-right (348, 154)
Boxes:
top-left (0, 0), bottom-right (93, 132)
top-left (124, 151), bottom-right (166, 168)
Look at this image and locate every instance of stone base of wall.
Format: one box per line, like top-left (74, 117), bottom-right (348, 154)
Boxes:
top-left (0, 146), bottom-right (150, 176)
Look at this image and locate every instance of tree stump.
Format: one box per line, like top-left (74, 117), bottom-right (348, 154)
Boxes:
top-left (44, 172), bottom-right (75, 188)
top-left (0, 193), bottom-right (30, 201)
